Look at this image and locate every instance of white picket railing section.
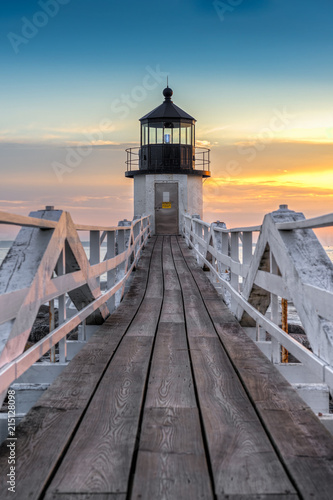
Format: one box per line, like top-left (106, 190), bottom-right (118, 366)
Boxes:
top-left (183, 206), bottom-right (333, 393)
top-left (0, 208), bottom-right (151, 400)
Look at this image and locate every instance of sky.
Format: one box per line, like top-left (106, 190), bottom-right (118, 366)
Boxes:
top-left (0, 0), bottom-right (332, 242)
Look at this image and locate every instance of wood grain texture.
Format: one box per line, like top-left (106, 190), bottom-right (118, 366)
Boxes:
top-left (5, 232), bottom-right (333, 499)
top-left (178, 236), bottom-right (333, 499)
top-left (131, 451), bottom-right (214, 500)
top-left (138, 407), bottom-right (206, 455)
top-left (145, 324), bottom-right (196, 409)
top-left (45, 336), bottom-right (156, 496)
top-left (217, 495), bottom-right (298, 500)
top-left (0, 406), bottom-right (82, 499)
top-left (188, 337), bottom-right (295, 497)
top-left (0, 239), bottom-right (156, 500)
top-left (125, 297), bottom-right (163, 336)
top-left (130, 236), bottom-right (213, 499)
top-left (46, 494), bottom-right (125, 500)
top-left (159, 289), bottom-right (184, 323)
top-left (203, 298), bottom-right (238, 324)
top-left (45, 239), bottom-right (163, 496)
top-left (174, 237), bottom-right (296, 497)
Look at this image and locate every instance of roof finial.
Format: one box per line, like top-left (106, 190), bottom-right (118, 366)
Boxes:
top-left (163, 82), bottom-right (173, 101)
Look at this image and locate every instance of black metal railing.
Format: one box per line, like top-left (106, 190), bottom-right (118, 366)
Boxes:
top-left (125, 147), bottom-right (210, 173)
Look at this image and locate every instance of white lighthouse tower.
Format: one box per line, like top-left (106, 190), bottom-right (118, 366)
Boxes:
top-left (125, 86), bottom-right (210, 234)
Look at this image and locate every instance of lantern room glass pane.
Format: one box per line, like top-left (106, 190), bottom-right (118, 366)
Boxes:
top-left (149, 126), bottom-right (156, 144)
top-left (173, 126), bottom-right (180, 144)
top-left (156, 125), bottom-right (163, 144)
top-left (186, 126), bottom-right (192, 145)
top-left (181, 122), bottom-right (191, 145)
top-left (164, 128), bottom-right (172, 144)
top-left (181, 126), bottom-right (187, 144)
top-left (142, 124), bottom-right (148, 145)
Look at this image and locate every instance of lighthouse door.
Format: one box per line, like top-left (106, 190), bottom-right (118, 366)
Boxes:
top-left (155, 183), bottom-right (179, 235)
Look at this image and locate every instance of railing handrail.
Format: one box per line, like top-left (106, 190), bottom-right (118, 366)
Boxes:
top-left (125, 146), bottom-right (211, 172)
top-left (0, 209), bottom-right (141, 232)
top-left (0, 210), bottom-right (152, 396)
top-left (276, 212), bottom-right (333, 230)
top-left (182, 209), bottom-right (333, 392)
top-left (185, 211), bottom-right (333, 233)
top-left (184, 214), bottom-right (262, 233)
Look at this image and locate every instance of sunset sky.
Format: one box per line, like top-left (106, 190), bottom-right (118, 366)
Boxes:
top-left (1, 0), bottom-right (332, 242)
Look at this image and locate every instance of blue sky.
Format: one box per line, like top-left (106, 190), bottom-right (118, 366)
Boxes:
top-left (0, 0), bottom-right (333, 236)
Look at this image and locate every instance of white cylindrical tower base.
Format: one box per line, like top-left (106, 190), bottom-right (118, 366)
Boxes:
top-left (134, 174), bottom-right (203, 234)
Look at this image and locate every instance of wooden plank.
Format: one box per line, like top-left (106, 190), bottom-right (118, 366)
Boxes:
top-left (188, 337), bottom-right (296, 497)
top-left (189, 269), bottom-right (220, 299)
top-left (130, 235), bottom-right (213, 499)
top-left (44, 336), bottom-right (156, 497)
top-left (48, 494), bottom-right (125, 499)
top-left (125, 297), bottom-right (163, 336)
top-left (159, 290), bottom-right (184, 323)
top-left (144, 238), bottom-right (163, 299)
top-left (145, 324), bottom-right (196, 409)
top-left (45, 239), bottom-right (163, 496)
top-left (203, 299), bottom-right (238, 323)
top-left (0, 406), bottom-right (82, 497)
top-left (138, 407), bottom-right (205, 454)
top-left (131, 451), bottom-right (213, 500)
top-left (0, 239), bottom-right (156, 500)
top-left (171, 244), bottom-right (219, 339)
top-left (181, 241), bottom-right (333, 499)
top-left (163, 269), bottom-right (181, 291)
top-left (174, 237), bottom-right (296, 497)
top-left (217, 495), bottom-right (297, 500)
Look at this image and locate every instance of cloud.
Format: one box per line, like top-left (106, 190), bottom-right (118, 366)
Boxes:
top-left (196, 140), bottom-right (211, 148)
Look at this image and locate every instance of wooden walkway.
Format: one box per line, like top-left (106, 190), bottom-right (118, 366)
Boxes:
top-left (1, 236), bottom-right (333, 499)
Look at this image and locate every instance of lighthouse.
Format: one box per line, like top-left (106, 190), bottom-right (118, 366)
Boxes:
top-left (125, 86), bottom-right (210, 234)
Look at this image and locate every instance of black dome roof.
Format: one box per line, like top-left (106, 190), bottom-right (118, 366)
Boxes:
top-left (140, 87), bottom-right (195, 121)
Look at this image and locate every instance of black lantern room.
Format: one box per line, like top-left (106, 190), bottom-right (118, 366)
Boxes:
top-left (125, 87), bottom-right (210, 178)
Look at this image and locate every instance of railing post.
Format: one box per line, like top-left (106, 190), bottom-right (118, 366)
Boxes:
top-left (256, 323), bottom-right (266, 342)
top-left (203, 225), bottom-right (209, 259)
top-left (192, 215), bottom-right (202, 266)
top-left (281, 298), bottom-right (289, 363)
top-left (221, 231), bottom-right (229, 259)
top-left (90, 230), bottom-right (100, 287)
top-left (211, 221), bottom-right (227, 278)
top-left (116, 219), bottom-right (131, 303)
top-left (107, 230), bottom-right (116, 313)
top-left (186, 216), bottom-right (192, 247)
top-left (230, 232), bottom-right (239, 313)
top-left (49, 299), bottom-right (55, 362)
top-left (242, 231), bottom-right (253, 266)
top-left (270, 252), bottom-right (281, 364)
top-left (56, 249), bottom-right (67, 363)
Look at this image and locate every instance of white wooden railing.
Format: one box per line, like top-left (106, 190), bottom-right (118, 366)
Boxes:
top-left (183, 205), bottom-right (333, 393)
top-left (0, 208), bottom-right (151, 401)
